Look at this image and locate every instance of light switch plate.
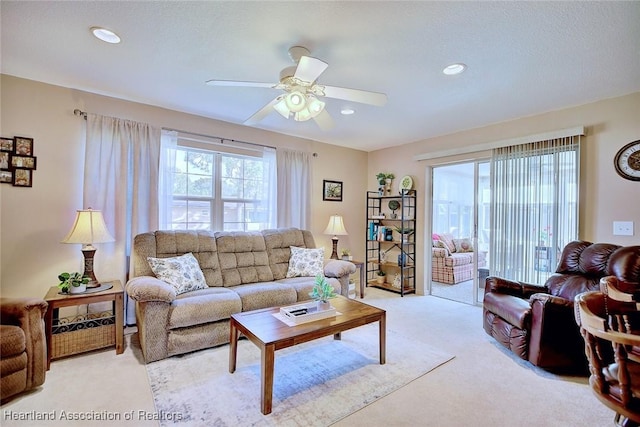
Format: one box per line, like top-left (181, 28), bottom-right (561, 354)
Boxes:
top-left (613, 221), bottom-right (634, 236)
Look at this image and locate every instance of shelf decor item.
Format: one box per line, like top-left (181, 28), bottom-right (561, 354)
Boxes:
top-left (388, 199), bottom-right (400, 218)
top-left (376, 172), bottom-right (395, 195)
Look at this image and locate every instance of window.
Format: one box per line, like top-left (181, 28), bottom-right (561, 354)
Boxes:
top-left (490, 135), bottom-right (580, 283)
top-left (168, 145), bottom-right (275, 231)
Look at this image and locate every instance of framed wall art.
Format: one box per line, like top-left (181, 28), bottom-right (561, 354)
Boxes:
top-left (323, 180), bottom-right (343, 202)
top-left (0, 170), bottom-right (12, 184)
top-left (14, 136), bottom-right (34, 156)
top-left (0, 137), bottom-right (14, 152)
top-left (13, 169), bottom-right (32, 187)
top-left (10, 155), bottom-right (37, 170)
top-left (0, 152), bottom-right (9, 170)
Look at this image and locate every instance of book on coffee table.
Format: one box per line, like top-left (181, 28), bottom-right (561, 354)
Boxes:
top-left (277, 301), bottom-right (337, 325)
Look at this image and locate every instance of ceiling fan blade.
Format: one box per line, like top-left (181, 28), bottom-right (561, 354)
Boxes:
top-left (206, 79), bottom-right (276, 88)
top-left (313, 109), bottom-right (334, 131)
top-left (293, 56), bottom-right (329, 84)
top-left (244, 97), bottom-right (281, 125)
top-left (320, 85), bottom-right (388, 106)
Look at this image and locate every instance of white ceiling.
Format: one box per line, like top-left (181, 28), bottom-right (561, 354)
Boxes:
top-left (2, 1), bottom-right (639, 152)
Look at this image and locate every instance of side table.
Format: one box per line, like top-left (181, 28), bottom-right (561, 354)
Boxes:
top-left (349, 260), bottom-right (366, 299)
top-left (44, 280), bottom-right (124, 369)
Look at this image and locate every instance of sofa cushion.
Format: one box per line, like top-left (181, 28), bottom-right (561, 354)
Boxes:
top-left (168, 288), bottom-right (242, 329)
top-left (215, 231), bottom-right (274, 286)
top-left (286, 246), bottom-right (325, 278)
top-left (276, 277), bottom-right (341, 302)
top-left (439, 233), bottom-right (457, 253)
top-left (445, 252), bottom-right (474, 267)
top-left (433, 241), bottom-right (451, 256)
top-left (134, 231), bottom-right (223, 287)
top-left (453, 238), bottom-right (474, 253)
top-left (231, 282), bottom-right (297, 312)
top-left (147, 253), bottom-right (208, 295)
top-left (0, 325), bottom-right (25, 358)
top-left (263, 228), bottom-right (316, 280)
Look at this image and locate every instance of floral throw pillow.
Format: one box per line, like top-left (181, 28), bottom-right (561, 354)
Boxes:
top-left (453, 238), bottom-right (474, 253)
top-left (286, 246), bottom-right (325, 278)
top-left (147, 253), bottom-right (208, 295)
top-left (434, 240), bottom-right (451, 256)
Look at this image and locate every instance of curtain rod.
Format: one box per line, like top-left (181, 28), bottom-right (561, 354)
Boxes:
top-left (162, 127), bottom-right (276, 150)
top-left (74, 109), bottom-right (276, 150)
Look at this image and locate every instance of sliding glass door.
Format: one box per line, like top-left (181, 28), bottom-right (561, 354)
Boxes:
top-left (430, 161), bottom-right (490, 305)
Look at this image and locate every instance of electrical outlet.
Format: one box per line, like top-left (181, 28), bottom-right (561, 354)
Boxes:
top-left (613, 221), bottom-right (634, 236)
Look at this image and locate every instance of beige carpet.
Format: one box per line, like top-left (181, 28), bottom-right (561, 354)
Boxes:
top-left (146, 324), bottom-right (454, 426)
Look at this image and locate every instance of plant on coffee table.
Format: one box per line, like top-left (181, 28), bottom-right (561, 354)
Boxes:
top-left (309, 274), bottom-right (337, 310)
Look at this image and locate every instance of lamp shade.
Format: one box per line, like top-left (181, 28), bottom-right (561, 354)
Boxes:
top-left (61, 208), bottom-right (115, 246)
top-left (324, 215), bottom-right (348, 236)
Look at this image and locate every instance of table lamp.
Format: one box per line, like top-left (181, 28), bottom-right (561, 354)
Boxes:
top-left (61, 208), bottom-right (115, 288)
top-left (324, 215), bottom-right (348, 259)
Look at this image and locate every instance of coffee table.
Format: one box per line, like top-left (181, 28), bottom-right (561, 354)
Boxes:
top-left (229, 296), bottom-right (386, 415)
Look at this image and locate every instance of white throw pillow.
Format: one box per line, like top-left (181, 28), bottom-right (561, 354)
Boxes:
top-left (286, 246), bottom-right (325, 278)
top-left (147, 253), bottom-right (208, 295)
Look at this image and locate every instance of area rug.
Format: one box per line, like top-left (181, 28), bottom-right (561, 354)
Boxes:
top-left (146, 324), bottom-right (454, 427)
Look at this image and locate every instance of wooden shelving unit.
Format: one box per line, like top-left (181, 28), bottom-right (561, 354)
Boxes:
top-left (365, 190), bottom-right (416, 296)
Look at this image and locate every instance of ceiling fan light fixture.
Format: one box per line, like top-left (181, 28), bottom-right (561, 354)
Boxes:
top-left (307, 96), bottom-right (325, 116)
top-left (285, 91), bottom-right (307, 112)
top-left (90, 26), bottom-right (121, 44)
top-left (274, 97), bottom-right (291, 118)
top-left (443, 63), bottom-right (466, 75)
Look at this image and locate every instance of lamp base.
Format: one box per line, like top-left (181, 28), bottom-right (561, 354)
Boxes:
top-left (81, 247), bottom-right (100, 288)
top-left (330, 237), bottom-right (339, 260)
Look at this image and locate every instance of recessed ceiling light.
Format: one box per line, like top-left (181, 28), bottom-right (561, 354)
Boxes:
top-left (443, 63), bottom-right (466, 75)
top-left (341, 108), bottom-right (355, 115)
top-left (91, 27), bottom-right (121, 44)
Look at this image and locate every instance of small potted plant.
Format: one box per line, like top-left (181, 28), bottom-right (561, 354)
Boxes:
top-left (340, 248), bottom-right (352, 261)
top-left (376, 270), bottom-right (386, 284)
top-left (309, 273), bottom-right (337, 311)
top-left (58, 272), bottom-right (89, 294)
top-left (388, 199), bottom-right (400, 219)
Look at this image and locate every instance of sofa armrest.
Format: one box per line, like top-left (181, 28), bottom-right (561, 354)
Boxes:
top-left (485, 276), bottom-right (547, 298)
top-left (0, 297), bottom-right (48, 389)
top-left (323, 259), bottom-right (356, 279)
top-left (432, 247), bottom-right (448, 258)
top-left (528, 292), bottom-right (585, 369)
top-left (126, 276), bottom-right (177, 303)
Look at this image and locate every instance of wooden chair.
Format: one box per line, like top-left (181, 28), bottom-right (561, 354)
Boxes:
top-left (575, 279), bottom-right (640, 426)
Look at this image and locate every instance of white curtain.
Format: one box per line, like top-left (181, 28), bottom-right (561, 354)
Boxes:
top-left (276, 149), bottom-right (311, 228)
top-left (159, 130), bottom-right (177, 230)
top-left (84, 113), bottom-right (161, 325)
top-left (489, 135), bottom-right (580, 283)
top-left (262, 147), bottom-right (277, 229)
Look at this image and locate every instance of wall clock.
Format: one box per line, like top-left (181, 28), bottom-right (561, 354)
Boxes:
top-left (614, 140), bottom-right (640, 181)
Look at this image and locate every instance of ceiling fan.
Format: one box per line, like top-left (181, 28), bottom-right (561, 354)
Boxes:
top-left (206, 46), bottom-right (387, 130)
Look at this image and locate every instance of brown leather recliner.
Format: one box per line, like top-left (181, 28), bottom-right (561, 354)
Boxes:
top-left (0, 297), bottom-right (48, 402)
top-left (483, 241), bottom-right (640, 373)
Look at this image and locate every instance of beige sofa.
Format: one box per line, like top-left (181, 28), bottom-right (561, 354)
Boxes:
top-left (126, 228), bottom-right (355, 363)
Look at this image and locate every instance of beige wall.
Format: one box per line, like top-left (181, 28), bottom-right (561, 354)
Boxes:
top-left (2, 74), bottom-right (638, 299)
top-left (368, 91), bottom-right (640, 294)
top-left (0, 75), bottom-right (367, 298)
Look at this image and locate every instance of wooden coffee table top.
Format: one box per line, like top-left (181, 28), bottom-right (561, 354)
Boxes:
top-left (230, 296), bottom-right (385, 348)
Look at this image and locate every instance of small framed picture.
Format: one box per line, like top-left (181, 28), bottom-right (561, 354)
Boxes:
top-left (323, 179), bottom-right (343, 202)
top-left (0, 152), bottom-right (9, 170)
top-left (14, 136), bottom-right (34, 156)
top-left (0, 170), bottom-right (12, 184)
top-left (10, 155), bottom-right (37, 170)
top-left (0, 137), bottom-right (14, 152)
top-left (12, 169), bottom-right (32, 187)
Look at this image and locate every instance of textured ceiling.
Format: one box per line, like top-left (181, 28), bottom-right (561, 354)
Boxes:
top-left (2, 1), bottom-right (639, 151)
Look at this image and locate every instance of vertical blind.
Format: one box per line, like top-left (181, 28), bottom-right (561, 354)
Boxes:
top-left (489, 135), bottom-right (580, 283)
